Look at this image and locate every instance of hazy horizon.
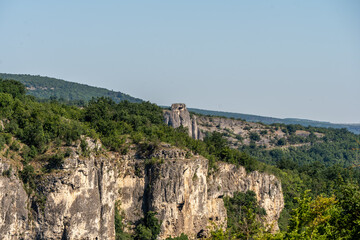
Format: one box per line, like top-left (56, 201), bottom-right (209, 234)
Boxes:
top-left (1, 1), bottom-right (359, 123)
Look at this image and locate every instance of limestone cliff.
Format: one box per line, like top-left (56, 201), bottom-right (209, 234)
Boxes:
top-left (118, 148), bottom-right (283, 239)
top-left (0, 143), bottom-right (284, 239)
top-left (0, 162), bottom-right (30, 239)
top-left (0, 140), bottom-right (119, 240)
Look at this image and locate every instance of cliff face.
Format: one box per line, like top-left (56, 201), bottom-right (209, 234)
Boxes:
top-left (0, 143), bottom-right (119, 240)
top-left (0, 144), bottom-right (284, 239)
top-left (118, 146), bottom-right (284, 239)
top-left (0, 162), bottom-right (30, 239)
top-left (36, 153), bottom-right (118, 239)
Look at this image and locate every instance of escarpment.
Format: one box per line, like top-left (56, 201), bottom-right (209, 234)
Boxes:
top-left (118, 153), bottom-right (283, 239)
top-left (0, 142), bottom-right (283, 239)
top-left (0, 141), bottom-right (119, 240)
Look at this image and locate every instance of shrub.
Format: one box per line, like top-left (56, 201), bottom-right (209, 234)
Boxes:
top-left (277, 138), bottom-right (286, 146)
top-left (165, 233), bottom-right (189, 240)
top-left (115, 201), bottom-right (132, 240)
top-left (80, 138), bottom-right (89, 156)
top-left (9, 141), bottom-right (20, 151)
top-left (135, 211), bottom-right (161, 240)
top-left (235, 134), bottom-right (244, 142)
top-left (135, 224), bottom-right (152, 240)
top-left (19, 164), bottom-right (36, 193)
top-left (46, 153), bottom-right (64, 170)
top-left (249, 132), bottom-right (261, 142)
top-left (2, 166), bottom-right (12, 177)
top-left (260, 130), bottom-right (268, 136)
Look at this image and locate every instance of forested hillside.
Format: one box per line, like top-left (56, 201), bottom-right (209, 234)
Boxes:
top-left (0, 78), bottom-right (359, 239)
top-left (0, 73), bottom-right (142, 104)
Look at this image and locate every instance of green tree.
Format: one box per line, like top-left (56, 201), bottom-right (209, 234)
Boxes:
top-left (135, 224), bottom-right (152, 240)
top-left (249, 132), bottom-right (261, 142)
top-left (335, 183), bottom-right (360, 239)
top-left (224, 191), bottom-right (266, 239)
top-left (134, 211), bottom-right (161, 240)
top-left (0, 79), bottom-right (26, 99)
top-left (165, 233), bottom-right (189, 240)
top-left (115, 201), bottom-right (132, 240)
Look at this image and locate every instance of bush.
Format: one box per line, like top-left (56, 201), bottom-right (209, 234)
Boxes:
top-left (286, 125), bottom-right (297, 135)
top-left (277, 138), bottom-right (286, 146)
top-left (135, 211), bottom-right (161, 240)
top-left (80, 138), bottom-right (89, 156)
top-left (235, 134), bottom-right (244, 142)
top-left (260, 130), bottom-right (268, 136)
top-left (46, 153), bottom-right (64, 170)
top-left (9, 141), bottom-right (20, 151)
top-left (2, 166), bottom-right (12, 177)
top-left (115, 201), bottom-right (132, 240)
top-left (249, 132), bottom-right (261, 142)
top-left (165, 233), bottom-right (189, 240)
top-left (19, 164), bottom-right (36, 193)
top-left (135, 224), bottom-right (152, 240)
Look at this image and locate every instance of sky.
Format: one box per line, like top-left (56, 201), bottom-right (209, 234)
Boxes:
top-left (0, 1), bottom-right (359, 123)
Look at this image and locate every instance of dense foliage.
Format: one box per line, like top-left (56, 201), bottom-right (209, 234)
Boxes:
top-left (236, 125), bottom-right (360, 232)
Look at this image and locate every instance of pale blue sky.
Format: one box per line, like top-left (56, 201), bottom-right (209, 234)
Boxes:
top-left (0, 1), bottom-right (359, 123)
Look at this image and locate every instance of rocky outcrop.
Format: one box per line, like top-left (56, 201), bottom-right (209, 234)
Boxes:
top-left (164, 104), bottom-right (203, 140)
top-left (0, 144), bottom-right (284, 239)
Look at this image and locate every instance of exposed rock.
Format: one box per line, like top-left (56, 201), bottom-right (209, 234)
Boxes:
top-left (35, 153), bottom-right (119, 239)
top-left (0, 161), bottom-right (31, 240)
top-left (207, 162), bottom-right (284, 231)
top-left (0, 145), bottom-right (283, 239)
top-left (118, 148), bottom-right (284, 239)
top-left (164, 104), bottom-right (203, 140)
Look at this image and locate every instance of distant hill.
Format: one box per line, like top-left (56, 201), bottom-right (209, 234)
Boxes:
top-left (0, 73), bottom-right (143, 103)
top-left (188, 107), bottom-right (360, 135)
